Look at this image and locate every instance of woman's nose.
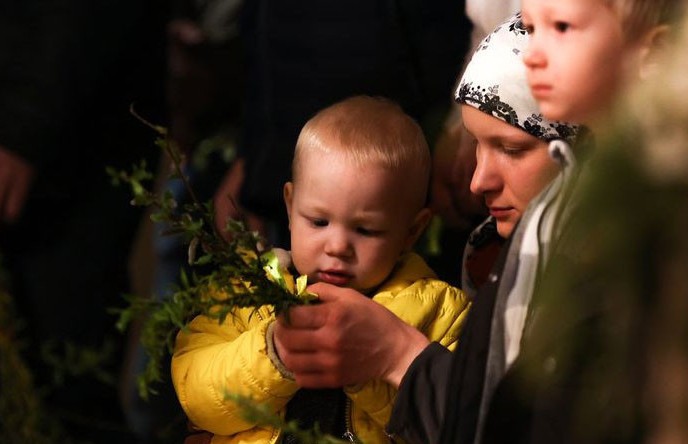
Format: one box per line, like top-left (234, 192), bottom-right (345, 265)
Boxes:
top-left (470, 145), bottom-right (500, 196)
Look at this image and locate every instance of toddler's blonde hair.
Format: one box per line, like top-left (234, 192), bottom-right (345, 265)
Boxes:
top-left (293, 95), bottom-right (431, 209)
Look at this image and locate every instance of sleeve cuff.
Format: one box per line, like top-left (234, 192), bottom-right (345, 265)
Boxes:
top-left (265, 321), bottom-right (295, 380)
top-left (386, 342), bottom-right (452, 443)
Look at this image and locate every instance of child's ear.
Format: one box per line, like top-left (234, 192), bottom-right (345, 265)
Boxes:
top-left (404, 207), bottom-right (433, 251)
top-left (283, 182), bottom-right (294, 227)
top-left (638, 24), bottom-right (670, 80)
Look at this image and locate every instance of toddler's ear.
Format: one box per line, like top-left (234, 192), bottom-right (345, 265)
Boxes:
top-left (638, 25), bottom-right (670, 80)
top-left (283, 182), bottom-right (294, 226)
top-left (404, 207), bottom-right (433, 251)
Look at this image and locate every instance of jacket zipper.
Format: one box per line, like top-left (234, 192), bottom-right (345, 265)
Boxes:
top-left (343, 397), bottom-right (360, 443)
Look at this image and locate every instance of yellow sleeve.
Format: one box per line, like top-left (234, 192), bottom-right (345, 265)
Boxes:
top-left (171, 306), bottom-right (299, 436)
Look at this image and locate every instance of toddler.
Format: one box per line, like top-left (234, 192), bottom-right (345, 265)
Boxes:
top-left (172, 95), bottom-right (470, 444)
top-left (501, 0), bottom-right (682, 358)
top-left (522, 0), bottom-right (680, 126)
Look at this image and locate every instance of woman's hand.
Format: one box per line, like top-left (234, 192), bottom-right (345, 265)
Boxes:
top-left (273, 282), bottom-right (430, 388)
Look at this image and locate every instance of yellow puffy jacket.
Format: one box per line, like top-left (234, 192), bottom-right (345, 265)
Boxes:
top-left (172, 252), bottom-right (470, 444)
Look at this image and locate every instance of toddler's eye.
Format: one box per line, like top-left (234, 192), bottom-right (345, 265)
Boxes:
top-left (356, 227), bottom-right (379, 236)
top-left (311, 219), bottom-right (328, 227)
top-left (554, 21), bottom-right (570, 32)
top-left (523, 23), bottom-right (534, 34)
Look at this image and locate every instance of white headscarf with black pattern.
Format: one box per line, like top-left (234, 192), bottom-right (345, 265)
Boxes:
top-left (456, 13), bottom-right (579, 144)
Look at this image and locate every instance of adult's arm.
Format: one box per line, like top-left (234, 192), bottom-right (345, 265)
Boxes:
top-left (386, 343), bottom-right (455, 444)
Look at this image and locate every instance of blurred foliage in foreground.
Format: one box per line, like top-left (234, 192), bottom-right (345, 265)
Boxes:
top-left (0, 259), bottom-right (63, 443)
top-left (108, 109), bottom-right (320, 428)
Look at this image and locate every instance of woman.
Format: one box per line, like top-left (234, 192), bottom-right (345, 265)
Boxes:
top-left (388, 14), bottom-right (581, 443)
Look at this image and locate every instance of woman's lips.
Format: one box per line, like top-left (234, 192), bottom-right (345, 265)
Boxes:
top-left (489, 207), bottom-right (513, 219)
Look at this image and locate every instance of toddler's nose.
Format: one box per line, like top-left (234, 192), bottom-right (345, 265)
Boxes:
top-left (324, 229), bottom-right (353, 258)
top-left (523, 37), bottom-right (547, 69)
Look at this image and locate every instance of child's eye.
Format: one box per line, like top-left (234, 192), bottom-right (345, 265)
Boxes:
top-left (356, 227), bottom-right (380, 237)
top-left (311, 218), bottom-right (328, 228)
top-left (554, 21), bottom-right (570, 33)
top-left (523, 23), bottom-right (534, 34)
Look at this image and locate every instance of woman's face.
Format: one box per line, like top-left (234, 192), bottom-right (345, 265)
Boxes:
top-left (463, 105), bottom-right (559, 238)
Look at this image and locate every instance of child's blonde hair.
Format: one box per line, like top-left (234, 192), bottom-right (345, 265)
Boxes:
top-left (293, 95), bottom-right (431, 208)
top-left (607, 0), bottom-right (683, 38)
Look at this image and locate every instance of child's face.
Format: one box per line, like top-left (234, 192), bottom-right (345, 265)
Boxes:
top-left (463, 105), bottom-right (558, 239)
top-left (285, 149), bottom-right (427, 293)
top-left (522, 0), bottom-right (630, 123)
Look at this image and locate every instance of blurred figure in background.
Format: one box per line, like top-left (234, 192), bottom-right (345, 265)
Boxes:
top-left (0, 0), bottom-right (169, 442)
top-left (121, 1), bottom-right (245, 442)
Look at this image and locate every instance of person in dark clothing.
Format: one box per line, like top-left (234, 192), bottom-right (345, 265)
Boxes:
top-left (0, 1), bottom-right (170, 441)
